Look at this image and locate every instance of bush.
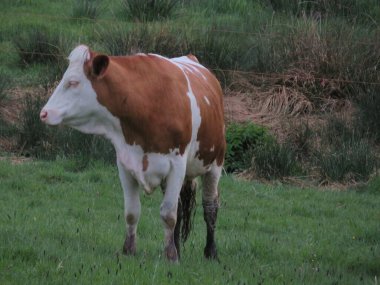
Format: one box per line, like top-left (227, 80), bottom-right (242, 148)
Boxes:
top-left (355, 85), bottom-right (380, 142)
top-left (252, 141), bottom-right (299, 179)
top-left (121, 0), bottom-right (179, 22)
top-left (0, 71), bottom-right (11, 102)
top-left (315, 138), bottom-right (376, 182)
top-left (261, 0), bottom-right (380, 22)
top-left (72, 0), bottom-right (99, 20)
top-left (225, 122), bottom-right (271, 172)
top-left (96, 23), bottom-right (186, 57)
top-left (12, 24), bottom-right (67, 66)
top-left (19, 94), bottom-right (47, 152)
top-left (190, 0), bottom-right (255, 16)
top-left (365, 176), bottom-right (380, 194)
top-left (18, 93), bottom-right (115, 165)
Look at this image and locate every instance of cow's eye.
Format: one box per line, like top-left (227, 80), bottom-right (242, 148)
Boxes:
top-left (67, 81), bottom-right (79, 88)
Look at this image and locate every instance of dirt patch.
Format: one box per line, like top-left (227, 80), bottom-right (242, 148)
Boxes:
top-left (0, 155), bottom-right (32, 165)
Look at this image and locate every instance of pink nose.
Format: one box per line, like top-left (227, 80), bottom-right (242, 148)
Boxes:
top-left (40, 110), bottom-right (48, 121)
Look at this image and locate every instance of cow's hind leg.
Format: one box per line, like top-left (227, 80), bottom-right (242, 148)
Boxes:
top-left (117, 160), bottom-right (141, 256)
top-left (161, 160), bottom-right (186, 262)
top-left (202, 165), bottom-right (222, 260)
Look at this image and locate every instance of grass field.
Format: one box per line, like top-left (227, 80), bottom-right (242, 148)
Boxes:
top-left (0, 159), bottom-right (379, 284)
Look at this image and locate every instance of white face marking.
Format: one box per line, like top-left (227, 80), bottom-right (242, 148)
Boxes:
top-left (41, 46), bottom-right (97, 127)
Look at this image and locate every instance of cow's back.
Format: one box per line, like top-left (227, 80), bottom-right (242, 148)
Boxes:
top-left (171, 56), bottom-right (226, 174)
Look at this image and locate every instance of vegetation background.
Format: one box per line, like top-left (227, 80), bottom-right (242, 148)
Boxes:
top-left (0, 0), bottom-right (379, 284)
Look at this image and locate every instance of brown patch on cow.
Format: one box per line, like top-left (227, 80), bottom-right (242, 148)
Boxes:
top-left (84, 53), bottom-right (192, 155)
top-left (142, 154), bottom-right (149, 171)
top-left (126, 213), bottom-right (136, 225)
top-left (188, 68), bottom-right (226, 166)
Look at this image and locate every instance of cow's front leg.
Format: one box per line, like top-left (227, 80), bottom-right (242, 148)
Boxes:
top-left (160, 161), bottom-right (186, 262)
top-left (117, 160), bottom-right (141, 256)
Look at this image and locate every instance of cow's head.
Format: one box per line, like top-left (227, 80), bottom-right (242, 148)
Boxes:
top-left (40, 45), bottom-right (111, 133)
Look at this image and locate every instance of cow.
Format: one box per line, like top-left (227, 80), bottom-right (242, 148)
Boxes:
top-left (40, 45), bottom-right (226, 262)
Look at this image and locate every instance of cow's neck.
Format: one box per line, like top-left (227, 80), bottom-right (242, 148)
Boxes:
top-left (72, 107), bottom-right (127, 154)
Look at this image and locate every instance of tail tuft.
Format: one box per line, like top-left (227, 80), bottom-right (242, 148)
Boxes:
top-left (179, 179), bottom-right (197, 243)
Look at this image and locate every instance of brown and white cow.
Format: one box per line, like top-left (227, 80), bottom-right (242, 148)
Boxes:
top-left (40, 45), bottom-right (226, 262)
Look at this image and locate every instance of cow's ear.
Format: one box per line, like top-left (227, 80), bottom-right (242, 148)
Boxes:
top-left (92, 55), bottom-right (109, 79)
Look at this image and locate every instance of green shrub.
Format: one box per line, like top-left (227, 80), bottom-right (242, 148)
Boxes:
top-left (316, 138), bottom-right (376, 182)
top-left (96, 23), bottom-right (186, 57)
top-left (189, 27), bottom-right (244, 70)
top-left (18, 94), bottom-right (47, 152)
top-left (252, 141), bottom-right (299, 179)
top-left (121, 0), bottom-right (179, 22)
top-left (12, 24), bottom-right (67, 66)
top-left (366, 176), bottom-right (380, 194)
top-left (355, 85), bottom-right (380, 142)
top-left (225, 122), bottom-right (271, 172)
top-left (0, 71), bottom-right (11, 102)
top-left (72, 0), bottom-right (99, 20)
top-left (261, 0), bottom-right (379, 22)
top-left (191, 0), bottom-right (255, 16)
top-left (321, 115), bottom-right (354, 148)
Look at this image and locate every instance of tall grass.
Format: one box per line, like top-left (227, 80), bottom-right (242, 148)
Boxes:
top-left (0, 71), bottom-right (11, 102)
top-left (355, 85), bottom-right (380, 142)
top-left (316, 138), bottom-right (376, 182)
top-left (71, 0), bottom-right (99, 20)
top-left (261, 0), bottom-right (380, 22)
top-left (96, 23), bottom-right (187, 56)
top-left (252, 141), bottom-right (299, 179)
top-left (120, 0), bottom-right (179, 22)
top-left (11, 24), bottom-right (68, 66)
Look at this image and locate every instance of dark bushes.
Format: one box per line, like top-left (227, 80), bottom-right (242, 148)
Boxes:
top-left (12, 25), bottom-right (66, 66)
top-left (121, 0), bottom-right (179, 22)
top-left (72, 0), bottom-right (100, 20)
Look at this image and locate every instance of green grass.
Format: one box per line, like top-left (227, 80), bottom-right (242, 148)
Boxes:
top-left (0, 159), bottom-right (379, 284)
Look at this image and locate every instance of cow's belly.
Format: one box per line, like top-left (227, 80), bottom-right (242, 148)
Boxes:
top-left (119, 143), bottom-right (213, 194)
top-left (141, 153), bottom-right (171, 193)
top-left (118, 146), bottom-right (171, 194)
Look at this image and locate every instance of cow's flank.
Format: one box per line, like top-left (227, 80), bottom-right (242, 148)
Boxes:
top-left (40, 45), bottom-right (225, 262)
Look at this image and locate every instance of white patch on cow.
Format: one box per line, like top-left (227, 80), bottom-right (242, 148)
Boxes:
top-left (41, 45), bottom-right (123, 140)
top-left (117, 144), bottom-right (172, 194)
top-left (172, 56), bottom-right (208, 81)
top-left (210, 145), bottom-right (215, 152)
top-left (204, 96), bottom-right (211, 106)
top-left (150, 54), bottom-right (210, 177)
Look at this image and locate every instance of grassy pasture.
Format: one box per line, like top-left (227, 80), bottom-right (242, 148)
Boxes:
top-left (0, 159), bottom-right (379, 284)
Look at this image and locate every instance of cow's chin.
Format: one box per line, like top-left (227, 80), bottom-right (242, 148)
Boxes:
top-left (44, 115), bottom-right (63, 126)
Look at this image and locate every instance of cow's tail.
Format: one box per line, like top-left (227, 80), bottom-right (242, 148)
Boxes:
top-left (177, 179), bottom-right (197, 245)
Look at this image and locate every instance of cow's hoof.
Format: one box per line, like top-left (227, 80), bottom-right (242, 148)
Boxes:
top-left (204, 243), bottom-right (218, 260)
top-left (123, 235), bottom-right (136, 256)
top-left (165, 244), bottom-right (179, 263)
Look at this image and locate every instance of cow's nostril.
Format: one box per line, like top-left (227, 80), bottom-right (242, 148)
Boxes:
top-left (40, 110), bottom-right (48, 120)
